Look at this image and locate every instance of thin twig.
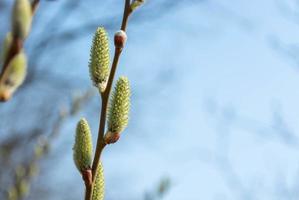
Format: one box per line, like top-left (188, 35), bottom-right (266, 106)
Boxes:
top-left (31, 0), bottom-right (40, 15)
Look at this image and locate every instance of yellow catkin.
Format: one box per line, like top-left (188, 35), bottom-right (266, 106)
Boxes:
top-left (1, 32), bottom-right (13, 63)
top-left (89, 27), bottom-right (110, 92)
top-left (73, 118), bottom-right (93, 172)
top-left (0, 51), bottom-right (27, 101)
top-left (92, 163), bottom-right (105, 200)
top-left (107, 76), bottom-right (131, 133)
top-left (12, 0), bottom-right (32, 39)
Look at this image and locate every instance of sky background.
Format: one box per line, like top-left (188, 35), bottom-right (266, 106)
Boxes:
top-left (1, 0), bottom-right (299, 199)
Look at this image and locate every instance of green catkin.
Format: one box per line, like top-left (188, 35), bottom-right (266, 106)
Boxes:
top-left (107, 76), bottom-right (131, 133)
top-left (0, 51), bottom-right (27, 101)
top-left (1, 32), bottom-right (13, 63)
top-left (4, 52), bottom-right (27, 85)
top-left (92, 163), bottom-right (105, 200)
top-left (89, 27), bottom-right (110, 92)
top-left (73, 118), bottom-right (93, 172)
top-left (12, 0), bottom-right (32, 39)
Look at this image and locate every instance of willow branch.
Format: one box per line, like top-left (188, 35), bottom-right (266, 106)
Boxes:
top-left (85, 1), bottom-right (132, 200)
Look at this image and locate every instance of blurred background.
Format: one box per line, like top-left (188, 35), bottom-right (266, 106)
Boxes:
top-left (1, 0), bottom-right (299, 199)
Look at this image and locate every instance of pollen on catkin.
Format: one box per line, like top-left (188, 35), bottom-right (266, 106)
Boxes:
top-left (89, 27), bottom-right (110, 92)
top-left (11, 0), bottom-right (32, 40)
top-left (73, 118), bottom-right (93, 172)
top-left (107, 76), bottom-right (131, 134)
top-left (0, 51), bottom-right (27, 101)
top-left (92, 163), bottom-right (105, 200)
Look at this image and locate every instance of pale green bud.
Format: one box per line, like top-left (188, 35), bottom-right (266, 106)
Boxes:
top-left (130, 0), bottom-right (145, 11)
top-left (73, 118), bottom-right (93, 172)
top-left (92, 163), bottom-right (105, 200)
top-left (12, 0), bottom-right (32, 39)
top-left (106, 76), bottom-right (131, 143)
top-left (89, 27), bottom-right (110, 92)
top-left (0, 51), bottom-right (27, 101)
top-left (1, 32), bottom-right (13, 63)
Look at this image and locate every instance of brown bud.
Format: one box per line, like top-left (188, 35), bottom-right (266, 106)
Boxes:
top-left (104, 131), bottom-right (120, 144)
top-left (82, 169), bottom-right (92, 187)
top-left (114, 30), bottom-right (127, 48)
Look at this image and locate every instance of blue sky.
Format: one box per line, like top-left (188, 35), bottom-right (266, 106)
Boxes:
top-left (2, 0), bottom-right (299, 199)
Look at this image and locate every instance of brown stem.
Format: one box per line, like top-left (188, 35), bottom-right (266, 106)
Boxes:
top-left (31, 0), bottom-right (40, 15)
top-left (85, 183), bottom-right (92, 200)
top-left (121, 0), bottom-right (132, 31)
top-left (84, 0), bottom-right (133, 199)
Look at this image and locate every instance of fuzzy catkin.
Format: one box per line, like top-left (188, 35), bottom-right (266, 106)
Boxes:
top-left (1, 32), bottom-right (13, 63)
top-left (0, 51), bottom-right (27, 101)
top-left (92, 163), bottom-right (105, 200)
top-left (73, 118), bottom-right (93, 172)
top-left (12, 0), bottom-right (32, 39)
top-left (89, 27), bottom-right (110, 92)
top-left (107, 76), bottom-right (131, 133)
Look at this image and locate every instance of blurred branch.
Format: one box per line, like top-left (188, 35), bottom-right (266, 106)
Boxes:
top-left (0, 0), bottom-right (41, 99)
top-left (201, 98), bottom-right (299, 199)
top-left (268, 35), bottom-right (299, 69)
top-left (204, 99), bottom-right (299, 148)
top-left (0, 89), bottom-right (94, 199)
top-left (144, 177), bottom-right (171, 200)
